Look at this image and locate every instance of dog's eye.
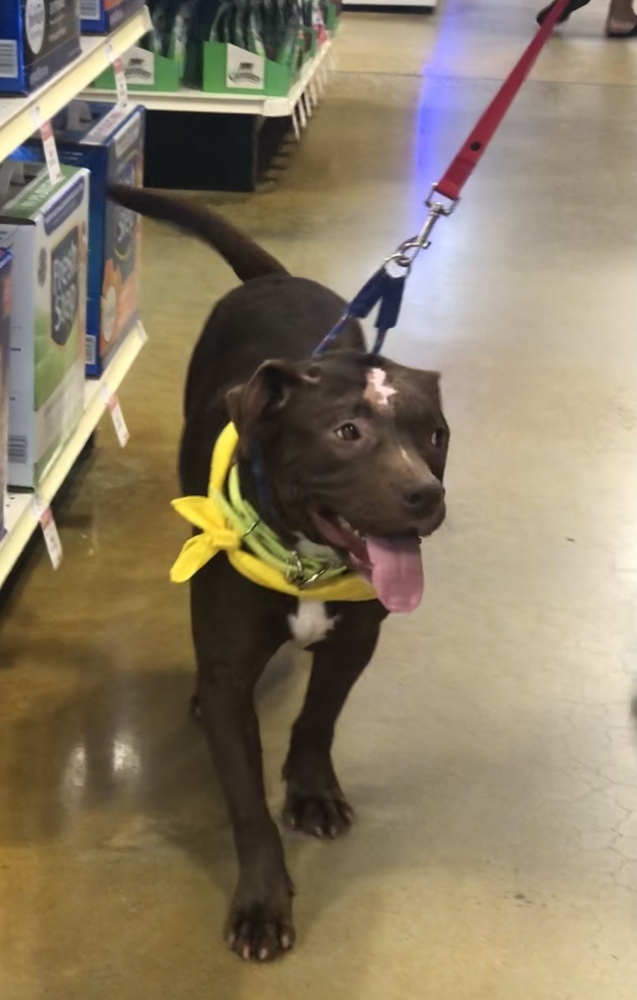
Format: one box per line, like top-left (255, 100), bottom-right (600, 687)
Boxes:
top-left (335, 423), bottom-right (361, 442)
top-left (431, 428), bottom-right (447, 448)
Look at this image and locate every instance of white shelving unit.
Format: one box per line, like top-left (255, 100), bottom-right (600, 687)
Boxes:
top-left (0, 10), bottom-right (152, 588)
top-left (0, 325), bottom-right (147, 589)
top-left (89, 37), bottom-right (334, 118)
top-left (0, 8), bottom-right (151, 162)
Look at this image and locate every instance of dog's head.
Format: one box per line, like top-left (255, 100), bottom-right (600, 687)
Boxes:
top-left (227, 350), bottom-right (449, 612)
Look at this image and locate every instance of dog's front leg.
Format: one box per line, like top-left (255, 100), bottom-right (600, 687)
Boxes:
top-left (199, 674), bottom-right (294, 960)
top-left (192, 572), bottom-right (294, 961)
top-left (283, 601), bottom-right (387, 838)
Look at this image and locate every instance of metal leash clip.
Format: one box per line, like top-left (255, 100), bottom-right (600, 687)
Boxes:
top-left (385, 185), bottom-right (459, 272)
top-left (298, 568), bottom-right (327, 589)
top-left (286, 552), bottom-right (326, 589)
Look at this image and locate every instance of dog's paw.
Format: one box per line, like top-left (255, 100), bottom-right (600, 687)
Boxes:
top-left (283, 783), bottom-right (354, 839)
top-left (225, 874), bottom-right (295, 961)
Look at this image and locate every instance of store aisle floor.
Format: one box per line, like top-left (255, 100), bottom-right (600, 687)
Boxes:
top-left (1, 3), bottom-right (636, 998)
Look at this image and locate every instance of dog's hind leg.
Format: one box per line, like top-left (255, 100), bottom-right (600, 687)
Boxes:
top-left (282, 601), bottom-right (387, 838)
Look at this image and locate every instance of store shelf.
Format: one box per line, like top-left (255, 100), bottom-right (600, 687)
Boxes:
top-left (89, 37), bottom-right (334, 117)
top-left (0, 323), bottom-right (147, 588)
top-left (0, 7), bottom-right (151, 162)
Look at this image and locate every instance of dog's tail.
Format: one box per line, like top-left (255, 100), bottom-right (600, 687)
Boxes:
top-left (107, 185), bottom-right (288, 283)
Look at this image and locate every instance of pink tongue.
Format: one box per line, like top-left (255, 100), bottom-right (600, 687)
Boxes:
top-left (365, 535), bottom-right (424, 613)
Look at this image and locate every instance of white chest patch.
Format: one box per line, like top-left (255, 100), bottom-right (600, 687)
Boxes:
top-left (364, 367), bottom-right (397, 409)
top-left (295, 535), bottom-right (337, 560)
top-left (288, 600), bottom-right (335, 647)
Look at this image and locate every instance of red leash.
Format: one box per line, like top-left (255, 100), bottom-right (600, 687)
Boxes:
top-left (314, 0), bottom-right (574, 357)
top-left (435, 0), bottom-right (573, 202)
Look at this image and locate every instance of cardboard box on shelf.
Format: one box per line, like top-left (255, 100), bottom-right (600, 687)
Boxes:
top-left (197, 0), bottom-right (336, 97)
top-left (91, 27), bottom-right (185, 92)
top-left (0, 0), bottom-right (81, 96)
top-left (199, 3), bottom-right (337, 96)
top-left (22, 101), bottom-right (145, 376)
top-left (323, 1), bottom-right (338, 32)
top-left (80, 0), bottom-right (146, 34)
top-left (0, 249), bottom-right (12, 536)
top-left (0, 163), bottom-right (89, 489)
top-left (201, 41), bottom-right (298, 97)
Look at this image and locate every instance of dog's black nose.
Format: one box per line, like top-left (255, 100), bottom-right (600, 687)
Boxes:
top-left (402, 481), bottom-right (445, 516)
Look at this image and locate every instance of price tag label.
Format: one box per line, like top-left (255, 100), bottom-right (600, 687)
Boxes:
top-left (31, 108), bottom-right (62, 185)
top-left (114, 57), bottom-right (128, 107)
top-left (101, 387), bottom-right (130, 448)
top-left (106, 41), bottom-right (128, 107)
top-left (32, 499), bottom-right (63, 570)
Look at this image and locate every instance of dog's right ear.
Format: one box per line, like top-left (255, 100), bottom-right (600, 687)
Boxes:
top-left (226, 360), bottom-right (305, 451)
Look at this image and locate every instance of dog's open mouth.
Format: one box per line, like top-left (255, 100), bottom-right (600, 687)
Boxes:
top-left (311, 511), bottom-right (424, 614)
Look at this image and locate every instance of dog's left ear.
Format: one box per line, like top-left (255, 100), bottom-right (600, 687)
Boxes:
top-left (226, 360), bottom-right (305, 449)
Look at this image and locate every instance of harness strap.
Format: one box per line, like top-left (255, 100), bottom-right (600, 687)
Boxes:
top-left (313, 267), bottom-right (404, 356)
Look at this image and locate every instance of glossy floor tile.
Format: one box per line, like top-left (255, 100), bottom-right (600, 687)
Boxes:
top-left (1, 3), bottom-right (636, 998)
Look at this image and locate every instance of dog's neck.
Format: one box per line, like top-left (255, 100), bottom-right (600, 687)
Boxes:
top-left (237, 448), bottom-right (295, 546)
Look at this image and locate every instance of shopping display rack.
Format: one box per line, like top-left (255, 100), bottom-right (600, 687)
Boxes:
top-left (89, 35), bottom-right (335, 127)
top-left (0, 7), bottom-right (152, 590)
top-left (88, 33), bottom-right (338, 191)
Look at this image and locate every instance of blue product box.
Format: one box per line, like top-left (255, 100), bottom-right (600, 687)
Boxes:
top-left (0, 163), bottom-right (89, 489)
top-left (0, 0), bottom-right (81, 96)
top-left (21, 101), bottom-right (146, 376)
top-left (80, 0), bottom-right (146, 35)
top-left (0, 249), bottom-right (12, 537)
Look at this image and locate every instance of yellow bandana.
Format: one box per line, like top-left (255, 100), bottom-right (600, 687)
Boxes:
top-left (170, 423), bottom-right (377, 603)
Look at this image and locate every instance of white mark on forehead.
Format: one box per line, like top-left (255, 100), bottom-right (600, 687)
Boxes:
top-left (364, 367), bottom-right (397, 409)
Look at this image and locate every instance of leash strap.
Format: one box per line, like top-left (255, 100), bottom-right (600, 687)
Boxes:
top-left (435, 0), bottom-right (572, 202)
top-left (314, 0), bottom-right (572, 357)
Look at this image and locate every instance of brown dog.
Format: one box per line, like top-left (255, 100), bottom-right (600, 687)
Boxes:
top-left (109, 187), bottom-right (450, 961)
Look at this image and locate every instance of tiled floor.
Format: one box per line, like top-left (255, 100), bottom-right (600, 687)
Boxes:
top-left (1, 2), bottom-right (636, 997)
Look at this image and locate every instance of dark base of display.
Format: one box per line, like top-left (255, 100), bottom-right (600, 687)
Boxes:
top-left (144, 112), bottom-right (292, 192)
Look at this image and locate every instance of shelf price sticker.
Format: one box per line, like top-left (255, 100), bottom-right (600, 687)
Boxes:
top-left (32, 498), bottom-right (63, 571)
top-left (101, 386), bottom-right (130, 448)
top-left (30, 108), bottom-right (62, 186)
top-left (106, 42), bottom-right (129, 108)
top-left (114, 58), bottom-right (128, 108)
